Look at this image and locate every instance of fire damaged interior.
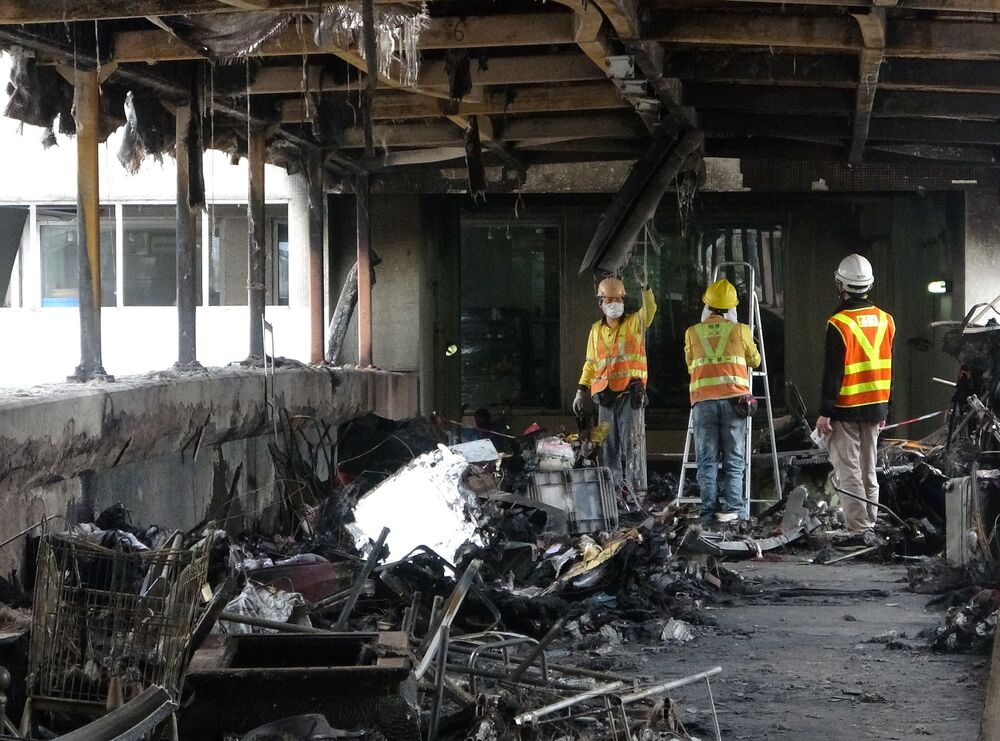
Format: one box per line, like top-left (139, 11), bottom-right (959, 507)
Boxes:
top-left (0, 1), bottom-right (1000, 740)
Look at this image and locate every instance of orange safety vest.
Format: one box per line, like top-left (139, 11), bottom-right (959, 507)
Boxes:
top-left (686, 321), bottom-right (751, 404)
top-left (828, 307), bottom-right (894, 408)
top-left (587, 319), bottom-right (648, 394)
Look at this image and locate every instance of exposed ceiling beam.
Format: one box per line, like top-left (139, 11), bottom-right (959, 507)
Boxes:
top-left (701, 110), bottom-right (1000, 145)
top-left (106, 13), bottom-right (576, 64)
top-left (0, 0), bottom-right (412, 23)
top-left (664, 51), bottom-right (1000, 96)
top-left (683, 83), bottom-right (854, 114)
top-left (249, 53), bottom-right (605, 95)
top-left (215, 0), bottom-right (270, 8)
top-left (338, 112), bottom-right (647, 148)
top-left (849, 10), bottom-right (886, 163)
top-left (281, 82), bottom-right (628, 122)
top-left (591, 0), bottom-right (641, 38)
top-left (551, 0), bottom-right (612, 72)
top-left (650, 12), bottom-right (1000, 60)
top-left (867, 143), bottom-right (998, 163)
top-left (651, 0), bottom-right (1000, 14)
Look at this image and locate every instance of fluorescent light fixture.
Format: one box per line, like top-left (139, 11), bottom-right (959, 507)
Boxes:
top-left (927, 280), bottom-right (949, 294)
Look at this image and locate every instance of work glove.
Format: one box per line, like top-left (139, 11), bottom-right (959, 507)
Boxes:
top-left (573, 389), bottom-right (587, 416)
top-left (628, 380), bottom-right (647, 410)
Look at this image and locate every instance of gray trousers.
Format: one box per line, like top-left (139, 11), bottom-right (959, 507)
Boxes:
top-left (829, 420), bottom-right (880, 531)
top-left (598, 394), bottom-right (647, 495)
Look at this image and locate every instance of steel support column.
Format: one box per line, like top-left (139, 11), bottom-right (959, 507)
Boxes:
top-left (356, 174), bottom-right (373, 367)
top-left (176, 100), bottom-right (200, 368)
top-left (70, 65), bottom-right (110, 382)
top-left (248, 125), bottom-right (267, 363)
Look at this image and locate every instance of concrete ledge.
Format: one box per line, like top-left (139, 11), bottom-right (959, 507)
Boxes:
top-left (0, 366), bottom-right (419, 494)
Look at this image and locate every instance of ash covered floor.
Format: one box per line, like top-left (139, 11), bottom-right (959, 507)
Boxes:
top-left (636, 558), bottom-right (986, 740)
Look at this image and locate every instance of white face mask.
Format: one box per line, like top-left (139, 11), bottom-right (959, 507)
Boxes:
top-left (702, 306), bottom-right (737, 323)
top-left (602, 302), bottom-right (625, 319)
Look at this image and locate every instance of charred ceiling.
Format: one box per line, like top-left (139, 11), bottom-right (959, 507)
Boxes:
top-left (4, 1), bottom-right (1000, 181)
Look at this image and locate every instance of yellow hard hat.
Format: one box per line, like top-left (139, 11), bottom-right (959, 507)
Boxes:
top-left (597, 277), bottom-right (626, 298)
top-left (703, 278), bottom-right (738, 309)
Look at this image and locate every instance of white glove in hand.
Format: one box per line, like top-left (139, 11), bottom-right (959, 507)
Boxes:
top-left (573, 389), bottom-right (587, 416)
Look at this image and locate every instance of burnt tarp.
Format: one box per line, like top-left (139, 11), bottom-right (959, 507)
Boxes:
top-left (160, 12), bottom-right (292, 60)
top-left (0, 207), bottom-right (27, 304)
top-left (579, 128), bottom-right (703, 276)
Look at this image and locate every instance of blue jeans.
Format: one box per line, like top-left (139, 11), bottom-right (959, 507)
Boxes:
top-left (692, 398), bottom-right (747, 521)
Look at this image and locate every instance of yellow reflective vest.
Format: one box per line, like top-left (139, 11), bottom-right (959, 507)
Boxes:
top-left (579, 289), bottom-right (656, 395)
top-left (684, 317), bottom-right (761, 404)
top-left (828, 306), bottom-right (894, 407)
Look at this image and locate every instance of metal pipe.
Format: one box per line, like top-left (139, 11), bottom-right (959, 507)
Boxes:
top-left (333, 526), bottom-right (389, 630)
top-left (248, 124), bottom-right (267, 364)
top-left (507, 617), bottom-right (563, 684)
top-left (443, 664), bottom-right (588, 693)
top-left (218, 611), bottom-right (330, 634)
top-left (176, 98), bottom-right (199, 368)
top-left (617, 667), bottom-right (722, 704)
top-left (415, 560), bottom-right (482, 680)
top-left (71, 64), bottom-right (108, 381)
top-left (514, 681), bottom-right (626, 725)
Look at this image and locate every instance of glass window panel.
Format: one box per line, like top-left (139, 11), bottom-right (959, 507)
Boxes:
top-left (38, 206), bottom-right (115, 307)
top-left (208, 205), bottom-right (249, 306)
top-left (459, 220), bottom-right (561, 409)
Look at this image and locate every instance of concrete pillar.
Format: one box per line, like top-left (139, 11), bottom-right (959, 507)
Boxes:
top-left (963, 191), bottom-right (1000, 317)
top-left (286, 172), bottom-right (311, 312)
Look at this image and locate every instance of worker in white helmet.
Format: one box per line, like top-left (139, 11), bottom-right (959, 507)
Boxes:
top-left (815, 253), bottom-right (895, 537)
top-left (574, 275), bottom-right (657, 496)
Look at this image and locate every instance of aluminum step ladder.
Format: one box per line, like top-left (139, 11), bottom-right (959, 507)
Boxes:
top-left (674, 261), bottom-right (783, 518)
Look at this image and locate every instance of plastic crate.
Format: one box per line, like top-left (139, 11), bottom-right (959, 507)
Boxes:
top-left (527, 467), bottom-right (618, 534)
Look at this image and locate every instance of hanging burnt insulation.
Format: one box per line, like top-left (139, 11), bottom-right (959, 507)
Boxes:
top-left (465, 116), bottom-right (487, 203)
top-left (187, 75), bottom-right (206, 210)
top-left (4, 51), bottom-right (73, 141)
top-left (314, 2), bottom-right (429, 87)
top-left (118, 92), bottom-right (176, 174)
top-left (161, 12), bottom-right (292, 61)
top-left (445, 49), bottom-right (473, 101)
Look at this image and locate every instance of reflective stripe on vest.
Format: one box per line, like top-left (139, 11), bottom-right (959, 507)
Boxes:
top-left (588, 317), bottom-right (648, 394)
top-left (687, 321), bottom-right (750, 404)
top-left (829, 307), bottom-right (893, 408)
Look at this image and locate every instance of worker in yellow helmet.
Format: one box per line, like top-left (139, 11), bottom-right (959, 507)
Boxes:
top-left (684, 278), bottom-right (761, 524)
top-left (574, 275), bottom-right (657, 496)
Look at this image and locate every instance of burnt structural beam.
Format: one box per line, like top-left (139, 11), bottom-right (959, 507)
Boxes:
top-left (850, 10), bottom-right (886, 163)
top-left (70, 65), bottom-right (110, 382)
top-left (175, 97), bottom-right (200, 368)
top-left (248, 125), bottom-right (267, 365)
top-left (307, 152), bottom-right (325, 365)
top-left (649, 12), bottom-right (1000, 61)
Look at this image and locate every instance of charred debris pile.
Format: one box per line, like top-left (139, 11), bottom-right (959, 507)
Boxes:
top-left (0, 312), bottom-right (995, 738)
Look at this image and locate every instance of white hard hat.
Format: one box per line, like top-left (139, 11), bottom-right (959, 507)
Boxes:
top-left (835, 253), bottom-right (874, 293)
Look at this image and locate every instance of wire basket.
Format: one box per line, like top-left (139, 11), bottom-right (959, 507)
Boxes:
top-left (26, 532), bottom-right (209, 711)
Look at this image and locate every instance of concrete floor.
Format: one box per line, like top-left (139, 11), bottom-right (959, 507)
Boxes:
top-left (641, 558), bottom-right (987, 740)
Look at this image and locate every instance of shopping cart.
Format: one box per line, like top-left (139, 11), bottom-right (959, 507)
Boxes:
top-left (21, 531), bottom-right (209, 738)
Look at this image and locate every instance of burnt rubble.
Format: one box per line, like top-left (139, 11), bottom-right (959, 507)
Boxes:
top-left (0, 309), bottom-right (999, 739)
